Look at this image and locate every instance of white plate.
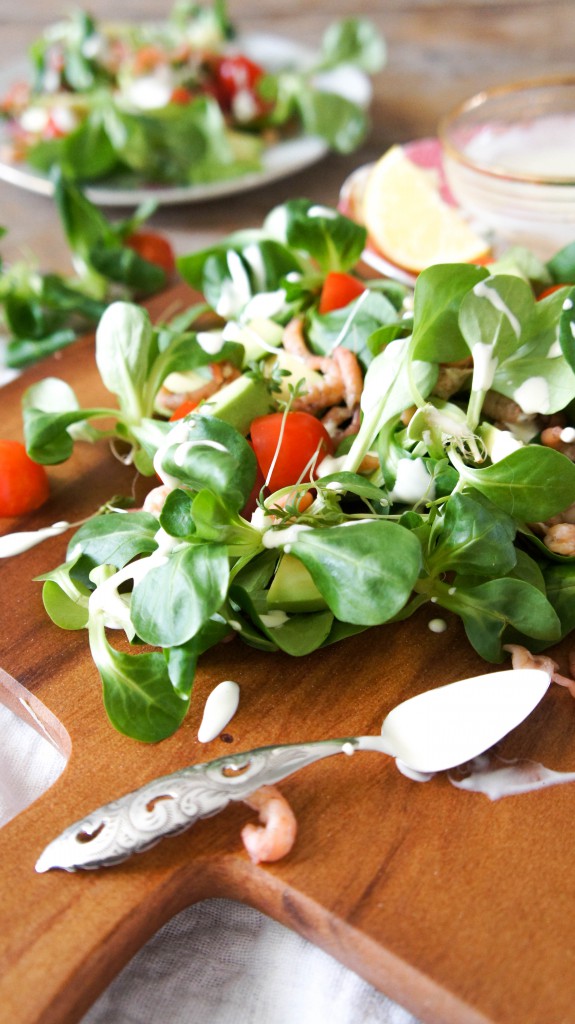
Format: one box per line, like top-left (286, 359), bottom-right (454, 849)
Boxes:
top-left (0, 34), bottom-right (371, 208)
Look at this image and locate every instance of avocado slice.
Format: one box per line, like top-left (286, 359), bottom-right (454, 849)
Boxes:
top-left (267, 553), bottom-right (327, 613)
top-left (199, 373), bottom-right (272, 434)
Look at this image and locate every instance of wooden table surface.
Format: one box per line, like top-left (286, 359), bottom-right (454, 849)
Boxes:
top-left (1, 4), bottom-right (575, 1024)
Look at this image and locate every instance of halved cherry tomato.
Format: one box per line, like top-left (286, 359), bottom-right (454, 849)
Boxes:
top-left (124, 231), bottom-right (176, 276)
top-left (318, 272), bottom-right (367, 315)
top-left (169, 399), bottom-right (200, 421)
top-left (537, 283), bottom-right (569, 300)
top-left (0, 440), bottom-right (50, 517)
top-left (250, 411), bottom-right (333, 491)
top-left (170, 85), bottom-right (194, 105)
top-left (216, 55), bottom-right (264, 101)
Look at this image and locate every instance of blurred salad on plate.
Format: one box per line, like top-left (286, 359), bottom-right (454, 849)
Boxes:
top-left (0, 1), bottom-right (385, 204)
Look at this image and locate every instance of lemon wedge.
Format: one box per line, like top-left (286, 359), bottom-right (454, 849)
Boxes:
top-left (362, 145), bottom-right (490, 273)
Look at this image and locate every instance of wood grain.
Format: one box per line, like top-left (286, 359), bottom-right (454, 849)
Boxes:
top-left (1, 284), bottom-right (575, 1024)
top-left (2, 1), bottom-right (575, 1021)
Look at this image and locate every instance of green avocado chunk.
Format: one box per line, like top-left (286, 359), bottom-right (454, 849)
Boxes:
top-left (199, 373), bottom-right (273, 434)
top-left (267, 553), bottom-right (328, 613)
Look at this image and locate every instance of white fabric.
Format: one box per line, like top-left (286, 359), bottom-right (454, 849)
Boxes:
top-left (1, 703), bottom-right (421, 1024)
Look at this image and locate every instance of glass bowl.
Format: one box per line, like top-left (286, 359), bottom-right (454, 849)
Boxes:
top-left (438, 77), bottom-right (575, 258)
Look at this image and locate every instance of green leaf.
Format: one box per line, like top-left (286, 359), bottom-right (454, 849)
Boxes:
top-left (411, 263), bottom-right (490, 362)
top-left (544, 561), bottom-right (575, 637)
top-left (159, 488), bottom-right (196, 539)
top-left (264, 198), bottom-right (367, 273)
top-left (90, 623), bottom-right (190, 742)
top-left (559, 285), bottom-right (575, 374)
top-left (428, 491), bottom-right (517, 577)
top-left (319, 17), bottom-right (386, 72)
top-left (159, 414), bottom-right (257, 512)
top-left (191, 490), bottom-right (261, 555)
top-left (130, 543), bottom-right (229, 647)
top-left (291, 520), bottom-right (421, 625)
top-left (66, 511), bottom-right (159, 570)
top-left (294, 90), bottom-right (367, 154)
top-left (95, 302), bottom-right (156, 420)
top-left (22, 377), bottom-right (111, 464)
top-left (452, 445), bottom-right (575, 521)
top-left (441, 577), bottom-right (561, 662)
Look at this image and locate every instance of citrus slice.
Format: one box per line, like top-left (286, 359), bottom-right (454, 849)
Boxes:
top-left (362, 144), bottom-right (490, 273)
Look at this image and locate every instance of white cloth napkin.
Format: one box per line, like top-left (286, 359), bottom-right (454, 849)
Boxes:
top-left (1, 703), bottom-right (420, 1024)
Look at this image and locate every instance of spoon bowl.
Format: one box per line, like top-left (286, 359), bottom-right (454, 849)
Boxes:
top-left (376, 667), bottom-right (551, 773)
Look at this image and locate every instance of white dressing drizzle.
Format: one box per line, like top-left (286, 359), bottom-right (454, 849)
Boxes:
top-left (262, 523), bottom-right (311, 549)
top-left (0, 520), bottom-right (70, 559)
top-left (471, 341), bottom-right (499, 392)
top-left (473, 280), bottom-right (521, 337)
top-left (428, 618), bottom-right (447, 634)
top-left (259, 609), bottom-right (289, 628)
top-left (448, 753), bottom-right (575, 800)
top-left (197, 680), bottom-right (240, 743)
top-left (389, 458), bottom-right (435, 505)
top-left (513, 376), bottom-right (550, 415)
top-left (196, 330), bottom-right (226, 355)
top-left (172, 439), bottom-right (228, 466)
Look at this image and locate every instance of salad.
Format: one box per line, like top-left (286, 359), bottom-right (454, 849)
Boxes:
top-left (0, 2), bottom-right (384, 189)
top-left (0, 176), bottom-right (175, 371)
top-left (16, 199), bottom-right (575, 743)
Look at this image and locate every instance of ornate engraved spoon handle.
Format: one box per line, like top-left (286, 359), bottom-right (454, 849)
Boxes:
top-left (35, 735), bottom-right (390, 873)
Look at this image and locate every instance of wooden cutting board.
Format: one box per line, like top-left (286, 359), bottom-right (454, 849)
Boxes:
top-left (1, 283), bottom-right (574, 1024)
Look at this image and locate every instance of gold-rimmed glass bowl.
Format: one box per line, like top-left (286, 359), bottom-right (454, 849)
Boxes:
top-left (438, 77), bottom-right (575, 258)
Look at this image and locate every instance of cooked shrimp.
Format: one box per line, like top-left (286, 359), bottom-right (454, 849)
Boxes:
top-left (481, 391), bottom-right (539, 427)
top-left (240, 784), bottom-right (297, 865)
top-left (332, 345), bottom-right (363, 409)
top-left (281, 317), bottom-right (363, 415)
top-left (504, 643), bottom-right (575, 697)
top-left (142, 483), bottom-right (172, 517)
top-left (542, 523), bottom-right (575, 556)
top-left (157, 361), bottom-right (240, 412)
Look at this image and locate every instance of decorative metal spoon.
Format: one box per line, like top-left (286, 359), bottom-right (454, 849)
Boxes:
top-left (35, 668), bottom-right (550, 873)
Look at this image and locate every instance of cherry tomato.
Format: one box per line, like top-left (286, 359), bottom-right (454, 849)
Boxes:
top-left (169, 399), bottom-right (200, 421)
top-left (217, 55), bottom-right (263, 97)
top-left (537, 283), bottom-right (569, 300)
top-left (318, 272), bottom-right (367, 315)
top-left (0, 440), bottom-right (50, 517)
top-left (250, 412), bottom-right (333, 491)
top-left (124, 231), bottom-right (176, 276)
top-left (170, 85), bottom-right (194, 105)
top-left (212, 55), bottom-right (267, 116)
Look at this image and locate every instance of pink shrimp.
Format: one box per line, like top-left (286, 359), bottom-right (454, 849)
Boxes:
top-left (281, 317), bottom-right (363, 415)
top-left (142, 483), bottom-right (172, 517)
top-left (504, 644), bottom-right (575, 697)
top-left (542, 523), bottom-right (575, 557)
top-left (157, 361), bottom-right (240, 413)
top-left (240, 785), bottom-right (297, 865)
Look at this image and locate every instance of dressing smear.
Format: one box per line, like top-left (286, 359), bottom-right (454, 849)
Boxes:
top-left (448, 753), bottom-right (575, 800)
top-left (197, 680), bottom-right (240, 743)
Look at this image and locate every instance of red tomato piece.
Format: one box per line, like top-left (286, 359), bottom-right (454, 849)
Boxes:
top-left (124, 231), bottom-right (176, 276)
top-left (216, 55), bottom-right (264, 99)
top-left (250, 412), bottom-right (333, 491)
top-left (0, 440), bottom-right (50, 517)
top-left (318, 272), bottom-right (367, 315)
top-left (169, 399), bottom-right (200, 421)
top-left (537, 284), bottom-right (569, 300)
top-left (170, 85), bottom-right (193, 105)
